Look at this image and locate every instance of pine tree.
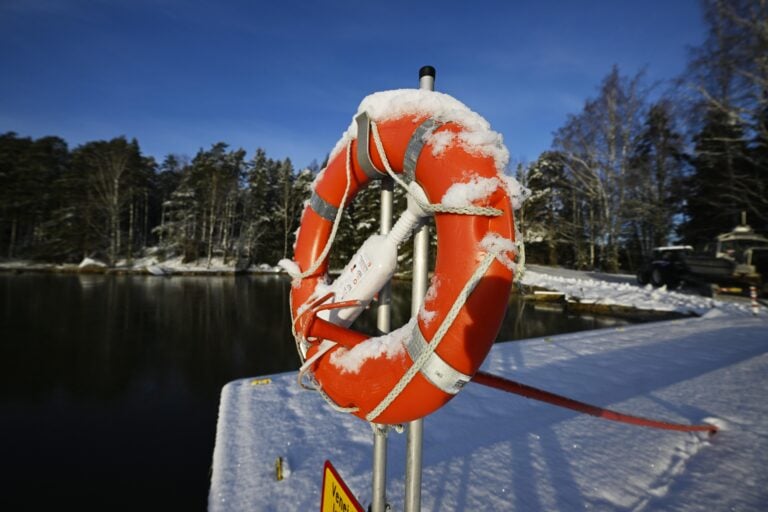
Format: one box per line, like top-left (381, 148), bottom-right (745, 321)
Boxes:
top-left (626, 101), bottom-right (686, 260)
top-left (241, 148), bottom-right (274, 264)
top-left (522, 152), bottom-right (568, 265)
top-left (683, 108), bottom-right (752, 244)
top-left (0, 133), bottom-right (69, 259)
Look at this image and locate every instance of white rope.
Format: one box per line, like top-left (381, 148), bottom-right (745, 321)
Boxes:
top-left (294, 142), bottom-right (354, 281)
top-left (369, 119), bottom-right (503, 218)
top-left (365, 246), bottom-right (503, 422)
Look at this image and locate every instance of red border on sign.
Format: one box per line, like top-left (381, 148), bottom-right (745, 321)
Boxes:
top-left (320, 460), bottom-right (364, 512)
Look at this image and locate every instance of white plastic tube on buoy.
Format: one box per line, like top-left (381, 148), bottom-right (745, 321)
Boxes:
top-left (318, 183), bottom-right (429, 327)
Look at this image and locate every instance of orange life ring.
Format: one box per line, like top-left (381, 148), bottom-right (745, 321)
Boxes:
top-left (287, 91), bottom-right (518, 424)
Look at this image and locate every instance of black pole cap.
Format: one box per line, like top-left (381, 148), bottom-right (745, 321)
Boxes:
top-left (419, 65), bottom-right (436, 79)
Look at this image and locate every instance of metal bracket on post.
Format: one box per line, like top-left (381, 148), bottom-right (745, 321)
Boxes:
top-left (404, 64), bottom-right (436, 512)
top-left (356, 112), bottom-right (386, 180)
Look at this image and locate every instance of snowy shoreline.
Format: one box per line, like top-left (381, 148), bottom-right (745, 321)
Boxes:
top-left (0, 257), bottom-right (287, 276)
top-left (2, 259), bottom-right (758, 319)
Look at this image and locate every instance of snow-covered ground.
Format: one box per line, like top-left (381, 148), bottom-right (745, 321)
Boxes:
top-left (521, 264), bottom-right (758, 316)
top-left (208, 266), bottom-right (767, 511)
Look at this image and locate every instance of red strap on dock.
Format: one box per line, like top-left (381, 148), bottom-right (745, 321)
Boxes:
top-left (472, 371), bottom-right (718, 434)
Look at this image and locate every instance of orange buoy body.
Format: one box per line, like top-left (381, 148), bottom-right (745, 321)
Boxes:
top-left (289, 104), bottom-right (517, 424)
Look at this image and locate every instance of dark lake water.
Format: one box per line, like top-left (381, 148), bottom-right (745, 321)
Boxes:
top-left (0, 273), bottom-right (640, 510)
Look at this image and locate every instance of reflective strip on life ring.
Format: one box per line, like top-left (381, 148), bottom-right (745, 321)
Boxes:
top-left (402, 117), bottom-right (442, 184)
top-left (309, 192), bottom-right (338, 222)
top-left (404, 325), bottom-right (472, 395)
top-left (289, 111), bottom-right (516, 425)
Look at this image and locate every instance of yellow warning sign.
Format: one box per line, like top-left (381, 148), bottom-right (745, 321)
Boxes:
top-left (320, 460), bottom-right (364, 512)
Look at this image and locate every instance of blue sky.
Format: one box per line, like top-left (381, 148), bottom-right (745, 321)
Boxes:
top-left (1, 0), bottom-right (706, 170)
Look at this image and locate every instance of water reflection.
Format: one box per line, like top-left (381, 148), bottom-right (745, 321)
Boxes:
top-left (496, 297), bottom-right (635, 342)
top-left (2, 274), bottom-right (303, 403)
top-left (1, 274), bottom-right (638, 404)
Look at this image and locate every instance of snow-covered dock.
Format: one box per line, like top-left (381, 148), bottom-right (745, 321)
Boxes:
top-left (209, 297), bottom-right (767, 510)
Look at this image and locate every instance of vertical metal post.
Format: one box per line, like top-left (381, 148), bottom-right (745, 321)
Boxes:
top-left (371, 176), bottom-right (394, 512)
top-left (404, 64), bottom-right (436, 512)
top-left (371, 423), bottom-right (388, 512)
top-left (377, 177), bottom-right (394, 334)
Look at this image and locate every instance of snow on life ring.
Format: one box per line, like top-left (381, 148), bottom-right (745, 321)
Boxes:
top-left (282, 89), bottom-right (524, 424)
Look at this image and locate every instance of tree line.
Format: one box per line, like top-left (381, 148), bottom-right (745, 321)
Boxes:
top-left (0, 135), bottom-right (319, 267)
top-left (520, 0), bottom-right (767, 271)
top-left (1, 0), bottom-right (766, 273)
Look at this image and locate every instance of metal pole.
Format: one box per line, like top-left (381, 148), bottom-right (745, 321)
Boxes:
top-left (377, 177), bottom-right (394, 334)
top-left (371, 423), bottom-right (389, 512)
top-left (404, 64), bottom-right (436, 512)
top-left (371, 176), bottom-right (394, 512)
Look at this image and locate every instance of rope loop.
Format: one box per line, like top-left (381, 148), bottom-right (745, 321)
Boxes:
top-left (368, 118), bottom-right (503, 219)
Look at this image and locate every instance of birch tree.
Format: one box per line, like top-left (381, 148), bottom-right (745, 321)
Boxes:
top-left (554, 66), bottom-right (647, 271)
top-left (69, 138), bottom-right (145, 264)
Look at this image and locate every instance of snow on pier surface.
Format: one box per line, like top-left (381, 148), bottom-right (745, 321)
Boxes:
top-left (209, 269), bottom-right (767, 511)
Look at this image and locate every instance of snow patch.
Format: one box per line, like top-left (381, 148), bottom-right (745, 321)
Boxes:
top-left (701, 417), bottom-right (729, 431)
top-left (425, 275), bottom-right (440, 302)
top-left (480, 232), bottom-right (518, 271)
top-left (500, 173), bottom-right (530, 211)
top-left (420, 275), bottom-right (441, 327)
top-left (277, 259), bottom-right (301, 279)
top-left (441, 175), bottom-right (500, 208)
top-left (419, 308), bottom-right (437, 327)
top-left (329, 317), bottom-right (415, 374)
top-left (426, 130), bottom-right (455, 157)
top-left (78, 257), bottom-right (107, 269)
